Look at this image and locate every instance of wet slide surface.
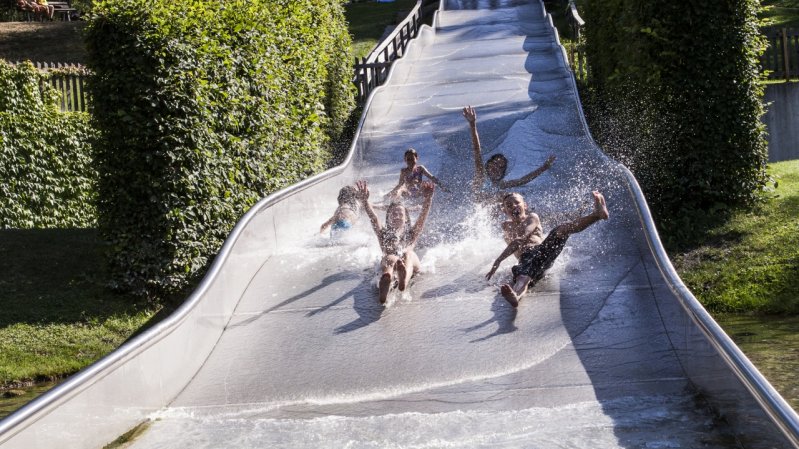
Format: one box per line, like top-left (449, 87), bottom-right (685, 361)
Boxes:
top-left (128, 1), bottom-right (740, 447)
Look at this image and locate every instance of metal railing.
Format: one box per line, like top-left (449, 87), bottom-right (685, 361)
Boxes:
top-left (352, 0), bottom-right (439, 104)
top-left (563, 1), bottom-right (586, 81)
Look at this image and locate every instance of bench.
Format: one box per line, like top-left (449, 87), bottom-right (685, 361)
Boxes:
top-left (49, 1), bottom-right (77, 21)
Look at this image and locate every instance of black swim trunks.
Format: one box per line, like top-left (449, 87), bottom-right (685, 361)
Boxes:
top-left (511, 231), bottom-right (569, 285)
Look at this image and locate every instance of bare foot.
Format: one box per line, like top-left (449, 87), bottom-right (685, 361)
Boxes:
top-left (379, 273), bottom-right (392, 304)
top-left (501, 284), bottom-right (520, 308)
top-left (592, 191), bottom-right (609, 220)
top-left (396, 260), bottom-right (408, 291)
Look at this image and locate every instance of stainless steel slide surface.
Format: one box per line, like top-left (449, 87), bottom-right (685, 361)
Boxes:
top-left (2, 1), bottom-right (798, 448)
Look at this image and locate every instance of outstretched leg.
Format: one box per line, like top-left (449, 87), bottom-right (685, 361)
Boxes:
top-left (552, 191), bottom-right (609, 238)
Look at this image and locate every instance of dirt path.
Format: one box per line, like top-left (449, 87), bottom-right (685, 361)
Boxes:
top-left (0, 21), bottom-right (87, 64)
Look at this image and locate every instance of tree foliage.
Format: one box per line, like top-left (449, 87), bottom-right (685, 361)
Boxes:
top-left (0, 61), bottom-right (97, 229)
top-left (85, 0), bottom-right (355, 297)
top-left (581, 0), bottom-right (769, 241)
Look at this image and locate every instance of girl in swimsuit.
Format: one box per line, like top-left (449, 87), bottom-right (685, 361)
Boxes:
top-left (356, 179), bottom-right (436, 304)
top-left (320, 185), bottom-right (361, 238)
top-left (387, 148), bottom-right (445, 201)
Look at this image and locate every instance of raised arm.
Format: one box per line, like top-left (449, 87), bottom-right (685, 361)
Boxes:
top-left (463, 106), bottom-right (485, 194)
top-left (407, 181), bottom-right (436, 246)
top-left (498, 154), bottom-right (555, 189)
top-left (355, 180), bottom-right (382, 237)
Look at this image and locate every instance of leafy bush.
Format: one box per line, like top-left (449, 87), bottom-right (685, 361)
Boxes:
top-left (0, 61), bottom-right (97, 229)
top-left (581, 0), bottom-right (770, 243)
top-left (85, 0), bottom-right (355, 297)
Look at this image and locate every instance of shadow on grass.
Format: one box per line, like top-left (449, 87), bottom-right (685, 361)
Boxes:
top-left (0, 22), bottom-right (87, 64)
top-left (0, 228), bottom-right (145, 328)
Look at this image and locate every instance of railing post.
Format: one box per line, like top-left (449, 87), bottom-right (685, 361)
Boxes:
top-left (783, 28), bottom-right (791, 82)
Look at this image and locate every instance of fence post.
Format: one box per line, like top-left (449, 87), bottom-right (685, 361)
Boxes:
top-left (783, 28), bottom-right (790, 82)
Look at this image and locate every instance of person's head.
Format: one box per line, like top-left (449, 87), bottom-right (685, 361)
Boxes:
top-left (404, 148), bottom-right (418, 167)
top-left (338, 185), bottom-right (357, 206)
top-left (385, 201), bottom-right (409, 231)
top-left (485, 154), bottom-right (508, 182)
top-left (501, 192), bottom-right (526, 219)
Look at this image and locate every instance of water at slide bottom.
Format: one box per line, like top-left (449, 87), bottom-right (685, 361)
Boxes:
top-left (129, 393), bottom-right (737, 448)
top-left (122, 215), bottom-right (740, 449)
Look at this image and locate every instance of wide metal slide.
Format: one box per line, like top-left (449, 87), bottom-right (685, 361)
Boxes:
top-left (2, 0), bottom-right (798, 447)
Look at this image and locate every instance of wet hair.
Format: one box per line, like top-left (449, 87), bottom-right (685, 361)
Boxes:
top-left (404, 148), bottom-right (418, 158)
top-left (338, 185), bottom-right (357, 206)
top-left (501, 192), bottom-right (521, 203)
top-left (486, 153), bottom-right (508, 178)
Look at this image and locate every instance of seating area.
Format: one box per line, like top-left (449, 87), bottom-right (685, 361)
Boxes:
top-left (50, 1), bottom-right (77, 21)
top-left (14, 0), bottom-right (78, 21)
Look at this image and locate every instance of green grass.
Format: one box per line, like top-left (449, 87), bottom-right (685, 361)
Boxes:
top-left (344, 0), bottom-right (418, 59)
top-left (672, 160), bottom-right (799, 314)
top-left (761, 0), bottom-right (799, 29)
top-left (0, 229), bottom-right (161, 387)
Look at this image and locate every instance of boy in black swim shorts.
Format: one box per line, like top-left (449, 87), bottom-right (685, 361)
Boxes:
top-left (485, 191), bottom-right (609, 307)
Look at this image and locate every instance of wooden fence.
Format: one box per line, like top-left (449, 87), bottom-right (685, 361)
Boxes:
top-left (352, 0), bottom-right (439, 104)
top-left (761, 28), bottom-right (799, 81)
top-left (10, 61), bottom-right (90, 112)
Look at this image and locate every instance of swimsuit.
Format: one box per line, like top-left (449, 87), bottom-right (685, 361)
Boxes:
top-left (511, 231), bottom-right (569, 285)
top-left (330, 219), bottom-right (352, 239)
top-left (380, 228), bottom-right (406, 257)
top-left (331, 219), bottom-right (352, 231)
top-left (404, 166), bottom-right (424, 196)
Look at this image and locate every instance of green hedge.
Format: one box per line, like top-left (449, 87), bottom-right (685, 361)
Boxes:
top-left (582, 0), bottom-right (769, 241)
top-left (85, 0), bottom-right (355, 297)
top-left (0, 61), bottom-right (97, 229)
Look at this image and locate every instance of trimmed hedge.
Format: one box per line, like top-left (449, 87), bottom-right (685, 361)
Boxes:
top-left (581, 0), bottom-right (769, 241)
top-left (85, 0), bottom-right (355, 297)
top-left (0, 61), bottom-right (97, 229)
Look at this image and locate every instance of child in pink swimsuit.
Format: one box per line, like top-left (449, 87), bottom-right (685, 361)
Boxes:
top-left (387, 148), bottom-right (445, 201)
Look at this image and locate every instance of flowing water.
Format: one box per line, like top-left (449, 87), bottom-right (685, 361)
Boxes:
top-left (717, 314), bottom-right (799, 411)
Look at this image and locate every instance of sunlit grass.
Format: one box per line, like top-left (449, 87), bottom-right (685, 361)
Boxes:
top-left (761, 0), bottom-right (799, 28)
top-left (673, 160), bottom-right (799, 313)
top-left (345, 0), bottom-right (418, 59)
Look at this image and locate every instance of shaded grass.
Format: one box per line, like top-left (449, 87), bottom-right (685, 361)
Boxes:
top-left (345, 0), bottom-right (418, 59)
top-left (0, 22), bottom-right (87, 64)
top-left (671, 160), bottom-right (799, 314)
top-left (0, 229), bottom-right (160, 387)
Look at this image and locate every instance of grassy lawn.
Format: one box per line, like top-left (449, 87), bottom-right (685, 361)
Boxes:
top-left (761, 0), bottom-right (799, 29)
top-left (345, 0), bottom-right (419, 59)
top-left (671, 160), bottom-right (799, 314)
top-left (0, 22), bottom-right (87, 64)
top-left (0, 229), bottom-right (160, 387)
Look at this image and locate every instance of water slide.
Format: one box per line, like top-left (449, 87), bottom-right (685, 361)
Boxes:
top-left (2, 0), bottom-right (799, 448)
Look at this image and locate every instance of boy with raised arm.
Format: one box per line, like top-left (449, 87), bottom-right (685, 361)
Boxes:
top-left (463, 105), bottom-right (556, 204)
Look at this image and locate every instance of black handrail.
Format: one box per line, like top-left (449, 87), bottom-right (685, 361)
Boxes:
top-left (352, 0), bottom-right (440, 104)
